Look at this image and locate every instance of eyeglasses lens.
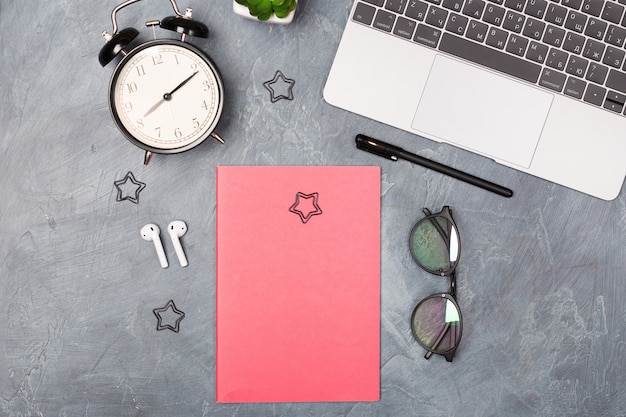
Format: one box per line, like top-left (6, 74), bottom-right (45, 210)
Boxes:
top-left (411, 296), bottom-right (461, 355)
top-left (409, 215), bottom-right (459, 274)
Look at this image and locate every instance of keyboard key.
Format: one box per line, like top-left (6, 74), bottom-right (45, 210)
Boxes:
top-left (607, 91), bottom-right (626, 104)
top-left (563, 31), bottom-right (585, 54)
top-left (523, 17), bottom-right (546, 39)
top-left (466, 19), bottom-right (490, 41)
top-left (443, 0), bottom-right (464, 12)
top-left (486, 26), bottom-right (509, 48)
top-left (353, 3), bottom-right (377, 25)
top-left (545, 3), bottom-right (567, 25)
top-left (507, 33), bottom-right (530, 55)
top-left (414, 23), bottom-right (443, 46)
top-left (583, 38), bottom-right (606, 60)
top-left (543, 25), bottom-right (566, 46)
top-left (606, 69), bottom-right (626, 93)
top-left (527, 40), bottom-right (549, 63)
top-left (561, 0), bottom-right (583, 10)
top-left (386, 0), bottom-right (409, 13)
top-left (605, 25), bottom-right (626, 48)
top-left (426, 5), bottom-right (449, 27)
top-left (439, 32), bottom-right (542, 82)
top-left (601, 2), bottom-right (625, 24)
top-left (394, 16), bottom-right (418, 38)
top-left (374, 9), bottom-right (397, 31)
top-left (546, 47), bottom-right (569, 70)
top-left (584, 83), bottom-right (607, 105)
top-left (446, 13), bottom-right (470, 34)
top-left (503, 10), bottom-right (526, 32)
top-left (604, 91), bottom-right (626, 112)
top-left (564, 77), bottom-right (587, 99)
top-left (585, 17), bottom-right (607, 39)
top-left (463, 0), bottom-right (486, 18)
top-left (566, 55), bottom-right (589, 76)
top-left (525, 0), bottom-right (548, 18)
top-left (539, 68), bottom-right (567, 91)
top-left (564, 10), bottom-right (587, 32)
top-left (603, 46), bottom-right (625, 68)
top-left (581, 0), bottom-right (603, 17)
top-left (363, 0), bottom-right (385, 6)
top-left (604, 101), bottom-right (624, 113)
top-left (406, 1), bottom-right (429, 20)
top-left (505, 0), bottom-right (527, 12)
top-left (483, 3), bottom-right (506, 25)
top-left (586, 62), bottom-right (609, 83)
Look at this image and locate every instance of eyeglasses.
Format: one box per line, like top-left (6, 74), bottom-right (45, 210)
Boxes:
top-left (409, 206), bottom-right (462, 362)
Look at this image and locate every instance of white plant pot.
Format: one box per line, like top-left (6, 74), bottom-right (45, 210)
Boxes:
top-left (233, 1), bottom-right (296, 24)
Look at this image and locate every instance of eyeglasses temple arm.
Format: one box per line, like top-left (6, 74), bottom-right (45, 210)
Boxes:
top-left (424, 322), bottom-right (449, 360)
top-left (424, 321), bottom-right (457, 362)
top-left (423, 208), bottom-right (452, 253)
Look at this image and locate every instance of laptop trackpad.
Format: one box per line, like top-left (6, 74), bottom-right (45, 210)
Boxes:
top-left (411, 55), bottom-right (553, 168)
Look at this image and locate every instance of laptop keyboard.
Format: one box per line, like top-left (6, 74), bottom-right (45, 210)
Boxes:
top-left (353, 0), bottom-right (626, 115)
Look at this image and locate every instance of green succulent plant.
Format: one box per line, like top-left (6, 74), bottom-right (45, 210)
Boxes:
top-left (235, 0), bottom-right (297, 21)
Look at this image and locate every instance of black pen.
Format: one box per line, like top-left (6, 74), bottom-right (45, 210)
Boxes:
top-left (356, 134), bottom-right (513, 198)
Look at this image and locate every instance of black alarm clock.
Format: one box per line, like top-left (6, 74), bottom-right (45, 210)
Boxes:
top-left (99, 0), bottom-right (224, 164)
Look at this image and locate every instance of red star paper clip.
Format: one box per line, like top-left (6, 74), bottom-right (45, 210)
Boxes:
top-left (289, 192), bottom-right (323, 224)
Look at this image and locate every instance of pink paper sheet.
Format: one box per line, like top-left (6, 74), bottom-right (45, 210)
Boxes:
top-left (216, 166), bottom-right (380, 403)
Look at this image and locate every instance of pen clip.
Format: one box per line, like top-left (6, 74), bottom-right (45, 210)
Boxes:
top-left (355, 134), bottom-right (400, 161)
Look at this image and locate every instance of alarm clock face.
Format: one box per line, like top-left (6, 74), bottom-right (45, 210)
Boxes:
top-left (109, 39), bottom-right (223, 153)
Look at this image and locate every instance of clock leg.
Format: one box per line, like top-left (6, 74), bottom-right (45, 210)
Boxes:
top-left (144, 151), bottom-right (154, 165)
top-left (210, 132), bottom-right (225, 144)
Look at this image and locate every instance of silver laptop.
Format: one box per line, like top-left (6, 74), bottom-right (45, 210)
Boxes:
top-left (324, 0), bottom-right (626, 200)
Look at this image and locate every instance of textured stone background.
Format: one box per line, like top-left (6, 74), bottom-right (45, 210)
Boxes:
top-left (1, 0), bottom-right (625, 416)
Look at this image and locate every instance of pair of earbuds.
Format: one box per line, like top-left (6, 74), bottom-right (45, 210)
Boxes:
top-left (141, 220), bottom-right (188, 268)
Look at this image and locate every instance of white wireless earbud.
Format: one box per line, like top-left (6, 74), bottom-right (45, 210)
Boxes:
top-left (140, 223), bottom-right (168, 268)
top-left (168, 220), bottom-right (188, 267)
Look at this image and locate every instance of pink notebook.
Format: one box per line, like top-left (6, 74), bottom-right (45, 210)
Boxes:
top-left (216, 166), bottom-right (380, 403)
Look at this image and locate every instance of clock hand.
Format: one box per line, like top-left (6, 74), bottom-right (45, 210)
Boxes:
top-left (163, 70), bottom-right (198, 100)
top-left (143, 97), bottom-right (166, 118)
top-left (143, 71), bottom-right (199, 118)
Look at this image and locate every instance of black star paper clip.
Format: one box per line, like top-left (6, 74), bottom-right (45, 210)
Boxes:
top-left (289, 192), bottom-right (323, 224)
top-left (263, 70), bottom-right (295, 103)
top-left (114, 171), bottom-right (146, 204)
top-left (153, 300), bottom-right (185, 333)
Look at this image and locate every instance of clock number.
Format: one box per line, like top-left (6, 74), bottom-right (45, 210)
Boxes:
top-left (155, 127), bottom-right (161, 138)
top-left (190, 63), bottom-right (198, 71)
top-left (201, 100), bottom-right (209, 111)
top-left (135, 65), bottom-right (146, 77)
top-left (203, 80), bottom-right (211, 91)
top-left (152, 54), bottom-right (163, 66)
top-left (192, 118), bottom-right (200, 129)
top-left (174, 128), bottom-right (183, 139)
top-left (124, 102), bottom-right (133, 112)
top-left (174, 55), bottom-right (180, 65)
top-left (127, 82), bottom-right (138, 94)
top-left (137, 119), bottom-right (145, 129)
